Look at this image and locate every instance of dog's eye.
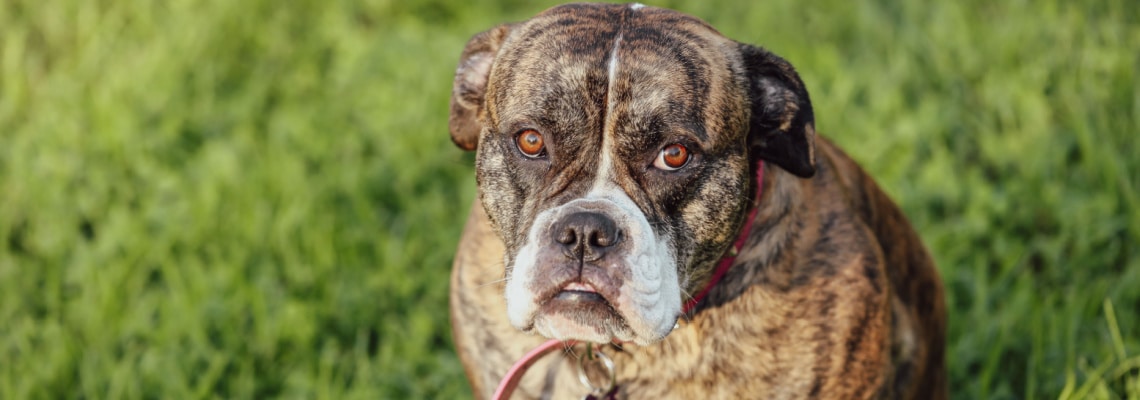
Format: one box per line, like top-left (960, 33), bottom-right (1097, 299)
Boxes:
top-left (654, 144), bottom-right (690, 170)
top-left (516, 129), bottom-right (546, 158)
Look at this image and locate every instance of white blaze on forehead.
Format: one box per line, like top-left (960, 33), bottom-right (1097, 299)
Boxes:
top-left (591, 33), bottom-right (623, 194)
top-left (630, 3), bottom-right (645, 10)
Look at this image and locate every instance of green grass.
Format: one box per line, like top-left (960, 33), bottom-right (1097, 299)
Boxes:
top-left (0, 0), bottom-right (1136, 398)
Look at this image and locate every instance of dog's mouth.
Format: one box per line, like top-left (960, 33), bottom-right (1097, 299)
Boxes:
top-left (532, 281), bottom-right (632, 342)
top-left (542, 281), bottom-right (617, 315)
top-left (554, 282), bottom-right (604, 301)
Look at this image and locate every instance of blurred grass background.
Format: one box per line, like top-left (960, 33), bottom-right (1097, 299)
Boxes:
top-left (0, 0), bottom-right (1137, 398)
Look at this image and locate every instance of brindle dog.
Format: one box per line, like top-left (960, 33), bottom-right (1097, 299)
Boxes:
top-left (448, 3), bottom-right (946, 399)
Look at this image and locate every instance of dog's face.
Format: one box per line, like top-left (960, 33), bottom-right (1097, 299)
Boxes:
top-left (450, 3), bottom-right (817, 345)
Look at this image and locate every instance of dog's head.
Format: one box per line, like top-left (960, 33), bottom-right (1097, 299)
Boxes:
top-left (450, 3), bottom-right (816, 345)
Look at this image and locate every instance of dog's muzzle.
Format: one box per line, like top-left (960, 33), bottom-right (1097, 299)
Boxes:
top-left (505, 194), bottom-right (682, 345)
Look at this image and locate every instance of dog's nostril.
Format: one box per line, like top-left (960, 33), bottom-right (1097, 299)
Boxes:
top-left (556, 228), bottom-right (576, 245)
top-left (590, 229), bottom-right (620, 248)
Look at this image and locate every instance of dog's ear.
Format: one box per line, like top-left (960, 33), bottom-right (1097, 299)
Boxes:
top-left (738, 44), bottom-right (817, 178)
top-left (449, 24), bottom-right (515, 151)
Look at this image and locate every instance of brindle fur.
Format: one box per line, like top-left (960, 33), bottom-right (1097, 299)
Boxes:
top-left (449, 3), bottom-right (945, 399)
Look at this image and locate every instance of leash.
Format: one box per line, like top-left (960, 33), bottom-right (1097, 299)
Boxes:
top-left (491, 161), bottom-right (766, 400)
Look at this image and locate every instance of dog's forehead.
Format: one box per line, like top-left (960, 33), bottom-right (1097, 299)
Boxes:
top-left (486, 3), bottom-right (748, 145)
top-left (522, 3), bottom-right (724, 44)
top-left (517, 3), bottom-right (720, 49)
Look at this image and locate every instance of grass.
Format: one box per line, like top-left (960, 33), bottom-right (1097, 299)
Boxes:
top-left (0, 0), bottom-right (1136, 398)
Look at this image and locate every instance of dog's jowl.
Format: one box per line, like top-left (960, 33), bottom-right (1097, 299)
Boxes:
top-left (448, 3), bottom-right (946, 399)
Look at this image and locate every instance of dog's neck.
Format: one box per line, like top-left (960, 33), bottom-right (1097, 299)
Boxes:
top-left (701, 164), bottom-right (811, 309)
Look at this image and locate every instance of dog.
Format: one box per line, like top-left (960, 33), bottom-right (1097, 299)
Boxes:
top-left (447, 3), bottom-right (946, 399)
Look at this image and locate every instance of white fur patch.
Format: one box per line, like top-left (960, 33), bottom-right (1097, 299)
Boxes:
top-left (591, 34), bottom-right (623, 193)
top-left (504, 208), bottom-right (554, 329)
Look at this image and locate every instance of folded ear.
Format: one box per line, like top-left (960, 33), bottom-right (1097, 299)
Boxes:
top-left (449, 24), bottom-right (515, 151)
top-left (738, 44), bottom-right (817, 178)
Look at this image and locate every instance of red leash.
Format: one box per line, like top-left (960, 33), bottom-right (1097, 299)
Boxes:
top-left (491, 161), bottom-right (766, 400)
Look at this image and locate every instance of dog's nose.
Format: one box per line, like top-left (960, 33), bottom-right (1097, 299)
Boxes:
top-left (552, 211), bottom-right (621, 262)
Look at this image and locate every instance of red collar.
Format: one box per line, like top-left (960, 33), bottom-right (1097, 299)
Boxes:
top-left (682, 160), bottom-right (765, 313)
top-left (491, 161), bottom-right (766, 400)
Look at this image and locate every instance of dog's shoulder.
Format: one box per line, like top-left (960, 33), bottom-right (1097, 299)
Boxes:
top-left (812, 137), bottom-right (948, 398)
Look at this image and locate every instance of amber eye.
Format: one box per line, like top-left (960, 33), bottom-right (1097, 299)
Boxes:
top-left (653, 143), bottom-right (690, 170)
top-left (516, 129), bottom-right (545, 158)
